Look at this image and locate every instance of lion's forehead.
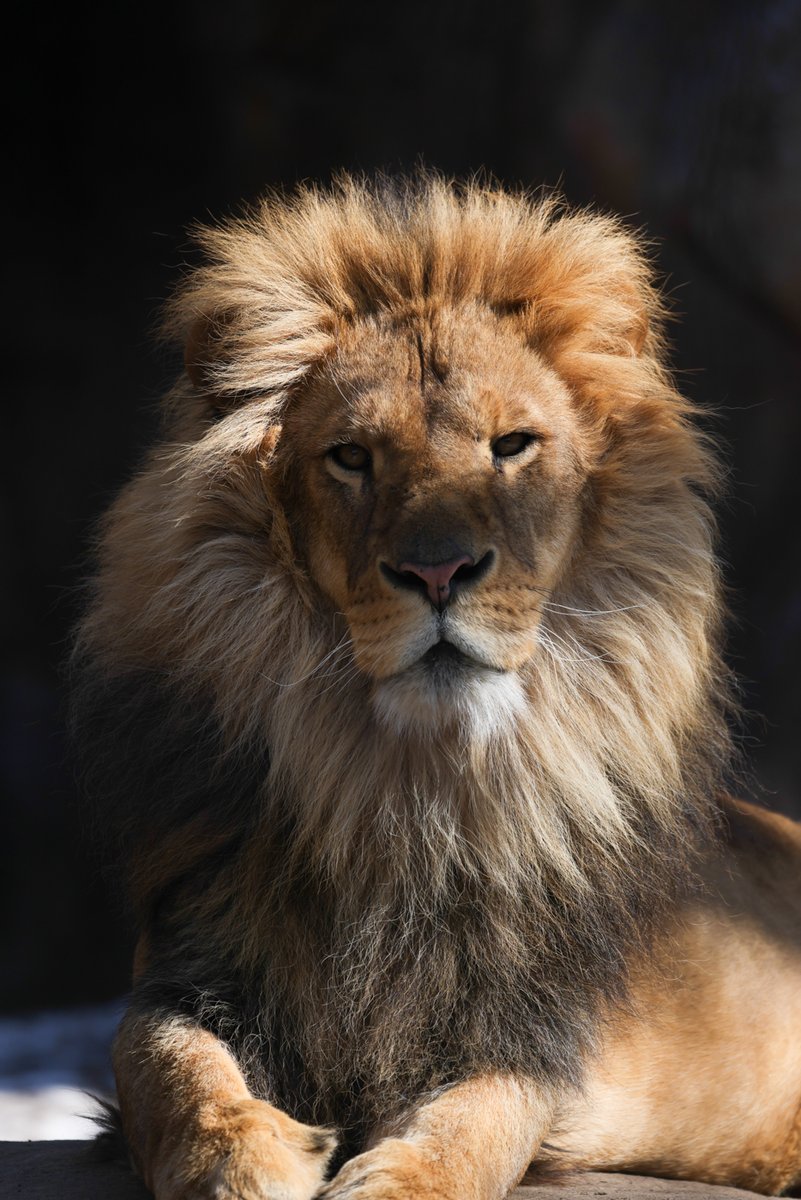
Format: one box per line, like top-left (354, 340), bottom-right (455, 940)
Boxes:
top-left (302, 311), bottom-right (580, 457)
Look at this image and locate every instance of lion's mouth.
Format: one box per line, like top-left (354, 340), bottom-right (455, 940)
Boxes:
top-left (374, 637), bottom-right (523, 736)
top-left (419, 639), bottom-right (493, 675)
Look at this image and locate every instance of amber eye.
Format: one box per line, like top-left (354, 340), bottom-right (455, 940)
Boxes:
top-left (492, 431), bottom-right (535, 459)
top-left (329, 443), bottom-right (371, 472)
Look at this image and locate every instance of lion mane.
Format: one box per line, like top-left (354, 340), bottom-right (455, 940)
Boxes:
top-left (72, 175), bottom-right (735, 1154)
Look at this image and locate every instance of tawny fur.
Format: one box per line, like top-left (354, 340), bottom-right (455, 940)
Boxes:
top-left (71, 176), bottom-right (800, 1199)
top-left (551, 798), bottom-right (801, 1196)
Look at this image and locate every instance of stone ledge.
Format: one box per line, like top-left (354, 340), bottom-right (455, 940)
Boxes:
top-left (0, 1141), bottom-right (766, 1200)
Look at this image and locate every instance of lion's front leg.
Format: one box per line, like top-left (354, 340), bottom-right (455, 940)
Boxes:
top-left (114, 1007), bottom-right (337, 1200)
top-left (319, 1075), bottom-right (554, 1200)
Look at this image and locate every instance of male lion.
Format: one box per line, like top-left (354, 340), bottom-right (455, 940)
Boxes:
top-left (73, 176), bottom-right (801, 1200)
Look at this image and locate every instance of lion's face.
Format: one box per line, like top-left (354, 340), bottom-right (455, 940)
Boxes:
top-left (277, 307), bottom-right (591, 732)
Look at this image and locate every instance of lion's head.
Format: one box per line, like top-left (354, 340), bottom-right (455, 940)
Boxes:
top-left (81, 176), bottom-right (731, 876)
top-left (74, 177), bottom-right (736, 1125)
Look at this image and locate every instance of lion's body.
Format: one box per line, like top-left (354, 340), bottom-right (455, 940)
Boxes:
top-left (72, 177), bottom-right (800, 1199)
top-left (557, 798), bottom-right (801, 1195)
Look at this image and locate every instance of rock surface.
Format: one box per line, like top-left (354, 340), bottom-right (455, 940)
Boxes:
top-left (0, 1141), bottom-right (768, 1200)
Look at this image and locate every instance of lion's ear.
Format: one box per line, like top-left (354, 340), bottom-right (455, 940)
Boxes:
top-left (182, 313), bottom-right (236, 417)
top-left (183, 314), bottom-right (214, 392)
top-left (529, 216), bottom-right (657, 363)
top-left (614, 278), bottom-right (650, 356)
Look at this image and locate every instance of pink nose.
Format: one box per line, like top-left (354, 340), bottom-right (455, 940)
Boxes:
top-left (398, 556), bottom-right (474, 609)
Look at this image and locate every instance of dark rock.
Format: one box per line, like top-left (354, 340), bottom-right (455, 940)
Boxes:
top-left (0, 1142), bottom-right (769, 1200)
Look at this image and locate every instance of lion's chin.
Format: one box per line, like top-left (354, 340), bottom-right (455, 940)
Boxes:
top-left (372, 643), bottom-right (526, 740)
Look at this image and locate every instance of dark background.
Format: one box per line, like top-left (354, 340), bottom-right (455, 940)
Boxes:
top-left (3, 0), bottom-right (800, 1014)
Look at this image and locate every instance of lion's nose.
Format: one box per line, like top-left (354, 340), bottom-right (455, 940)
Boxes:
top-left (398, 557), bottom-right (473, 608)
top-left (380, 551), bottom-right (494, 610)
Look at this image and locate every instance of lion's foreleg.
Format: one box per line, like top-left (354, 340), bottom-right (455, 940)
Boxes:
top-left (113, 1007), bottom-right (337, 1200)
top-left (320, 1075), bottom-right (554, 1200)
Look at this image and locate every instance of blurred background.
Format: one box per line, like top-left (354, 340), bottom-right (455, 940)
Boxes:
top-left (2, 0), bottom-right (800, 1136)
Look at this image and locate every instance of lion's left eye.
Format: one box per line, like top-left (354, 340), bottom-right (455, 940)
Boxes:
top-left (492, 432), bottom-right (535, 459)
top-left (329, 443), bottom-right (371, 472)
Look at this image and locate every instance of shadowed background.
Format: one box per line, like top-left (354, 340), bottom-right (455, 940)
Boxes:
top-left (3, 0), bottom-right (800, 1026)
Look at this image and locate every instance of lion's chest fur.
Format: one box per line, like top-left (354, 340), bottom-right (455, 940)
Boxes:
top-left (232, 868), bottom-right (598, 1134)
top-left (199, 776), bottom-right (695, 1140)
top-left (72, 663), bottom-right (708, 1140)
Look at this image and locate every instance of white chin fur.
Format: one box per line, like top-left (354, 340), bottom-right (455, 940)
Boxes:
top-left (373, 660), bottom-right (526, 740)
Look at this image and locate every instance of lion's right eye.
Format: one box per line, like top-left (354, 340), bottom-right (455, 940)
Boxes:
top-left (492, 431), bottom-right (536, 459)
top-left (329, 443), bottom-right (371, 472)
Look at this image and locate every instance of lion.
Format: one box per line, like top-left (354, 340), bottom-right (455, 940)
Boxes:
top-left (71, 175), bottom-right (801, 1200)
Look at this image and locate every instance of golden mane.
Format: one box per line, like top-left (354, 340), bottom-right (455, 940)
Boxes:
top-left (73, 175), bottom-right (737, 1138)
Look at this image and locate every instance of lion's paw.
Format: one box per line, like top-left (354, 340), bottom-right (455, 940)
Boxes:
top-left (317, 1139), bottom-right (453, 1200)
top-left (154, 1098), bottom-right (337, 1200)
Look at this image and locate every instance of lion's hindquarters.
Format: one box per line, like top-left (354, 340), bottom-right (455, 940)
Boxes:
top-left (553, 805), bottom-right (801, 1195)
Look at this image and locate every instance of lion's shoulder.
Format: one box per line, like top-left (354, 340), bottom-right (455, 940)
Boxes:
top-left (720, 794), bottom-right (801, 859)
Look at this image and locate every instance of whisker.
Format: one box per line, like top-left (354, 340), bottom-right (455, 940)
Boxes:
top-left (543, 601), bottom-right (652, 617)
top-left (261, 632), bottom-right (352, 688)
top-left (538, 626), bottom-right (620, 666)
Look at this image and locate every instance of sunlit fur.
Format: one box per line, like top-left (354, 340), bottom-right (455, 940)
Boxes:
top-left (73, 176), bottom-right (736, 1146)
top-left (374, 662), bottom-right (527, 739)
